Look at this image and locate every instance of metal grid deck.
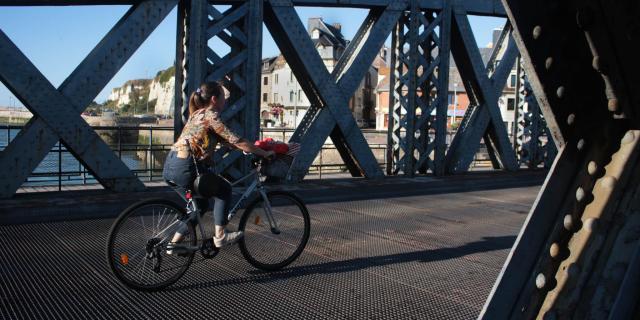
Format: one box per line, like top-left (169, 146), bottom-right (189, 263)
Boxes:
top-left (0, 185), bottom-right (539, 319)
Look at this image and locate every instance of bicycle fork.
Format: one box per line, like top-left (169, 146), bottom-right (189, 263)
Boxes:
top-left (258, 188), bottom-right (281, 235)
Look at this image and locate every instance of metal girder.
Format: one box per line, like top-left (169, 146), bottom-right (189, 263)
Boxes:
top-left (264, 0), bottom-right (399, 181)
top-left (0, 1), bottom-right (176, 198)
top-left (213, 0), bottom-right (507, 16)
top-left (481, 0), bottom-right (640, 318)
top-left (444, 14), bottom-right (518, 174)
top-left (0, 32), bottom-right (144, 190)
top-left (514, 59), bottom-right (557, 169)
top-left (179, 0), bottom-right (263, 180)
top-left (386, 2), bottom-right (450, 177)
top-left (173, 0), bottom-right (188, 139)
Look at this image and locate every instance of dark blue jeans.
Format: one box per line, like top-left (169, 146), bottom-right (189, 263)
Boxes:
top-left (163, 150), bottom-right (231, 226)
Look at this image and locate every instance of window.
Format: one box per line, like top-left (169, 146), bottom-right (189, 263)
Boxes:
top-left (298, 90), bottom-right (302, 101)
top-left (275, 74), bottom-right (278, 84)
top-left (263, 93), bottom-right (268, 102)
top-left (510, 74), bottom-right (517, 88)
top-left (290, 91), bottom-right (294, 102)
top-left (290, 71), bottom-right (294, 83)
top-left (263, 77), bottom-right (268, 85)
top-left (507, 98), bottom-right (515, 111)
top-left (448, 94), bottom-right (455, 105)
top-left (274, 93), bottom-right (278, 102)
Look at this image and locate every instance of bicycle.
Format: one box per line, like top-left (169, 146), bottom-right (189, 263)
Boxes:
top-left (106, 155), bottom-right (311, 291)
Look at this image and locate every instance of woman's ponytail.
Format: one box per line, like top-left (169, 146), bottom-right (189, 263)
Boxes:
top-left (187, 81), bottom-right (224, 117)
top-left (188, 91), bottom-right (204, 117)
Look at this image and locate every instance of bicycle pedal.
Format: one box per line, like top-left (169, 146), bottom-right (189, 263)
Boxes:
top-left (200, 238), bottom-right (219, 259)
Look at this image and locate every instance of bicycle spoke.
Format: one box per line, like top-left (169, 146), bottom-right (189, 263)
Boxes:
top-left (239, 193), bottom-right (310, 271)
top-left (108, 200), bottom-right (196, 291)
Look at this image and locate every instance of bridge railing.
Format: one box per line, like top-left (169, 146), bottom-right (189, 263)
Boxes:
top-left (4, 125), bottom-right (448, 191)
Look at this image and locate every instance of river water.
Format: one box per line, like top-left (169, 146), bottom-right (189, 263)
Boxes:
top-left (0, 126), bottom-right (157, 186)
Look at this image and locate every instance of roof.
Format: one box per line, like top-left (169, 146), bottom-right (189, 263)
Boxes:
top-left (308, 17), bottom-right (347, 48)
top-left (376, 75), bottom-right (390, 92)
top-left (261, 56), bottom-right (278, 73)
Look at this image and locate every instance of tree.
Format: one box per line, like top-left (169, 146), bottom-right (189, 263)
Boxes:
top-left (121, 104), bottom-right (132, 114)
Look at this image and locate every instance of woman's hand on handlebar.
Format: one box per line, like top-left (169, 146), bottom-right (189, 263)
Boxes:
top-left (262, 150), bottom-right (276, 160)
top-left (231, 139), bottom-right (276, 160)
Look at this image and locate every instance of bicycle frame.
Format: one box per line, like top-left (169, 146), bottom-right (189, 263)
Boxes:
top-left (160, 158), bottom-right (280, 253)
top-left (226, 161), bottom-right (280, 233)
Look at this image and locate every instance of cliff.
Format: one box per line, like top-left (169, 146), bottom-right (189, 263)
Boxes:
top-left (107, 66), bottom-right (175, 116)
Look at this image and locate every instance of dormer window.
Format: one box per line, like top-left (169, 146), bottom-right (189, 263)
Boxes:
top-left (312, 29), bottom-right (320, 39)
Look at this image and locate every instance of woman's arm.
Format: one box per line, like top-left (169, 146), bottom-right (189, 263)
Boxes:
top-left (206, 111), bottom-right (275, 158)
top-left (233, 139), bottom-right (275, 158)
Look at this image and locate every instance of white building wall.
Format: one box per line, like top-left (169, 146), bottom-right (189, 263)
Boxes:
top-left (271, 64), bottom-right (312, 128)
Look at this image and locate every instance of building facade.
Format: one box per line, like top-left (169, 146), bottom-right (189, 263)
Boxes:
top-left (260, 17), bottom-right (377, 128)
top-left (375, 28), bottom-right (522, 136)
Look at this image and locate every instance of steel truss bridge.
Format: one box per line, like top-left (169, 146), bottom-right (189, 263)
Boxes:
top-left (1, 0), bottom-right (639, 318)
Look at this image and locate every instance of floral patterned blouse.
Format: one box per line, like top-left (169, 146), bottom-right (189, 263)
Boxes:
top-left (172, 108), bottom-right (241, 159)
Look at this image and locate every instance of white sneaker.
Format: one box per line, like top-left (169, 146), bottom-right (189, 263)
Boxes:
top-left (214, 230), bottom-right (244, 248)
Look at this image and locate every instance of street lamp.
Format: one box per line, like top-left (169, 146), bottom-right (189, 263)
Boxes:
top-left (292, 77), bottom-right (299, 128)
top-left (293, 91), bottom-right (298, 127)
top-left (451, 83), bottom-right (458, 126)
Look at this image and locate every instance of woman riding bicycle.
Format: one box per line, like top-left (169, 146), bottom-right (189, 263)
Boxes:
top-left (163, 81), bottom-right (275, 248)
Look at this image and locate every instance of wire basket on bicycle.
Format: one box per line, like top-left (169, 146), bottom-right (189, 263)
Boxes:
top-left (255, 139), bottom-right (299, 179)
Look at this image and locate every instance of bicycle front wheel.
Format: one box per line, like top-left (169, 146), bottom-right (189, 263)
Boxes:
top-left (239, 191), bottom-right (310, 271)
top-left (106, 199), bottom-right (196, 291)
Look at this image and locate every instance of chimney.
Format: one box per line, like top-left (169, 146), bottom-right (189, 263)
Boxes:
top-left (332, 23), bottom-right (342, 32)
top-left (492, 28), bottom-right (503, 48)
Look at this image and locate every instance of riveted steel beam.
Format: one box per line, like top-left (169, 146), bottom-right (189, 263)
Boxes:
top-left (183, 0), bottom-right (208, 120)
top-left (173, 0), bottom-right (188, 139)
top-left (0, 31), bottom-right (148, 192)
top-left (513, 58), bottom-right (557, 169)
top-left (444, 14), bottom-right (518, 174)
top-left (265, 0), bottom-right (401, 181)
top-left (0, 1), bottom-right (175, 198)
top-left (481, 0), bottom-right (640, 318)
top-left (386, 4), bottom-right (450, 177)
top-left (183, 0), bottom-right (262, 180)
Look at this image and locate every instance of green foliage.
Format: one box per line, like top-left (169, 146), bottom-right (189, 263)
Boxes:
top-left (103, 100), bottom-right (118, 111)
top-left (156, 66), bottom-right (175, 84)
top-left (121, 104), bottom-right (132, 114)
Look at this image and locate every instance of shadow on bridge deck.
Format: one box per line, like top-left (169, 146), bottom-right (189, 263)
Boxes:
top-left (0, 170), bottom-right (544, 319)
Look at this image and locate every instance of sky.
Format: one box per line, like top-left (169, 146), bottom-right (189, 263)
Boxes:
top-left (0, 5), bottom-right (505, 108)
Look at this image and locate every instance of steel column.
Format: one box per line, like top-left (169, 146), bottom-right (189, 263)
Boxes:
top-left (386, 4), bottom-right (449, 177)
top-left (481, 0), bottom-right (640, 318)
top-left (514, 58), bottom-right (557, 169)
top-left (173, 0), bottom-right (188, 139)
top-left (184, 1), bottom-right (263, 180)
top-left (444, 14), bottom-right (518, 174)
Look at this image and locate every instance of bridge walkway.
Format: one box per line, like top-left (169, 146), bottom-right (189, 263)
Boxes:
top-left (0, 171), bottom-right (544, 319)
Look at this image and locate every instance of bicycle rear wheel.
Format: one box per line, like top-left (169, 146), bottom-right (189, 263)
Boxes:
top-left (239, 191), bottom-right (310, 271)
top-left (106, 199), bottom-right (196, 291)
